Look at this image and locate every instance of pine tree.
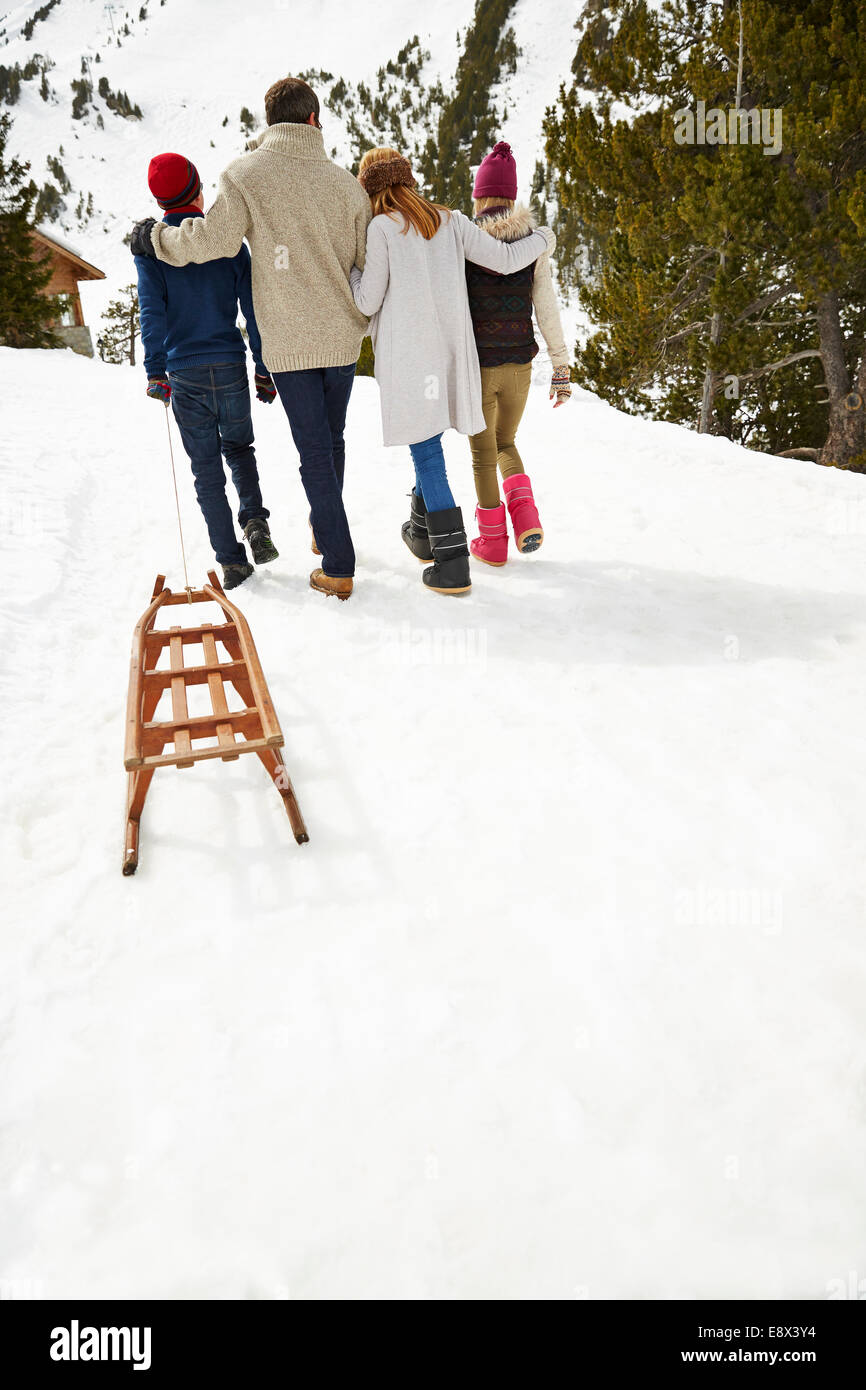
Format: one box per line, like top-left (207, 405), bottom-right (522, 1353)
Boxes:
top-left (71, 75), bottom-right (92, 119)
top-left (32, 180), bottom-right (65, 222)
top-left (419, 0), bottom-right (520, 207)
top-left (544, 0), bottom-right (866, 464)
top-left (100, 284), bottom-right (139, 365)
top-left (744, 0), bottom-right (866, 469)
top-left (46, 153), bottom-right (70, 192)
top-left (545, 1), bottom-right (784, 438)
top-left (0, 113), bottom-right (58, 348)
top-left (356, 336), bottom-right (375, 377)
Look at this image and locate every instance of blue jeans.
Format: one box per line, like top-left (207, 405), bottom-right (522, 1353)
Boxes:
top-left (273, 364), bottom-right (356, 578)
top-left (169, 363), bottom-right (267, 567)
top-left (409, 434), bottom-right (455, 512)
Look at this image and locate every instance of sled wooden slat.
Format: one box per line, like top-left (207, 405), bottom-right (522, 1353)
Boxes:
top-left (141, 705), bottom-right (262, 742)
top-left (201, 627), bottom-right (239, 761)
top-left (142, 658), bottom-right (247, 689)
top-left (136, 736), bottom-right (276, 770)
top-left (122, 571), bottom-right (309, 875)
top-left (144, 622), bottom-right (237, 649)
top-left (169, 630), bottom-right (193, 766)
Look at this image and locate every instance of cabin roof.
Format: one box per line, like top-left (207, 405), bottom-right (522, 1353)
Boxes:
top-left (32, 226), bottom-right (106, 282)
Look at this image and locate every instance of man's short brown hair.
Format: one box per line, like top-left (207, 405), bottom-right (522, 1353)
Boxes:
top-left (264, 76), bottom-right (320, 127)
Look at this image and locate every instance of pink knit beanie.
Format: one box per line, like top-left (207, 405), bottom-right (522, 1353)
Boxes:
top-left (472, 141), bottom-right (517, 200)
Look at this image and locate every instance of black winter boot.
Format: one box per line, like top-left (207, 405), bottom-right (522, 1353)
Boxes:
top-left (244, 517), bottom-right (279, 564)
top-left (423, 506), bottom-right (472, 595)
top-left (222, 561), bottom-right (254, 590)
top-left (401, 487), bottom-right (432, 561)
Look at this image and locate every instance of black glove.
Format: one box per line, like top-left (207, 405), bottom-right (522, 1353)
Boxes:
top-left (130, 218), bottom-right (157, 258)
top-left (255, 372), bottom-right (277, 404)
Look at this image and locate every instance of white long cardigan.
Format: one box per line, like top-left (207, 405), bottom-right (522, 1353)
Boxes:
top-left (350, 209), bottom-right (553, 447)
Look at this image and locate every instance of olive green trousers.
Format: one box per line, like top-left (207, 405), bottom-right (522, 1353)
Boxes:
top-left (468, 362), bottom-right (533, 508)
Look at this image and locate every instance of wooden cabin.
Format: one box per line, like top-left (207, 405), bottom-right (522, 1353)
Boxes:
top-left (31, 227), bottom-right (106, 356)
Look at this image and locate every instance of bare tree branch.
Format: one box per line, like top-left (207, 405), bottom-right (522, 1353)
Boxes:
top-left (660, 322), bottom-right (706, 348)
top-left (732, 283), bottom-right (797, 324)
top-left (659, 253), bottom-right (716, 306)
top-left (736, 350), bottom-right (822, 383)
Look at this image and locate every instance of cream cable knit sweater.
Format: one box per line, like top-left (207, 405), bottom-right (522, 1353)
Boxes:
top-left (150, 123), bottom-right (372, 373)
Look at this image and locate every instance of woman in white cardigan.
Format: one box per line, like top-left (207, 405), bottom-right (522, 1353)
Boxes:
top-left (350, 146), bottom-right (554, 595)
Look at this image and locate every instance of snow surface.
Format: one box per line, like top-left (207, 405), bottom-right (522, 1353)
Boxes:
top-left (2, 345), bottom-right (866, 1299)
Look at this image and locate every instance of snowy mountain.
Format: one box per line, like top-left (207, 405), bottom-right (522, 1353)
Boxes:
top-left (1, 0), bottom-right (583, 328)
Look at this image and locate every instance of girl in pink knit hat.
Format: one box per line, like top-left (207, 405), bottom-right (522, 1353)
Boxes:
top-left (465, 141), bottom-right (572, 565)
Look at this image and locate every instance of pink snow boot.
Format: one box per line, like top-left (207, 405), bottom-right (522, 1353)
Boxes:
top-left (503, 473), bottom-right (544, 553)
top-left (470, 502), bottom-right (509, 566)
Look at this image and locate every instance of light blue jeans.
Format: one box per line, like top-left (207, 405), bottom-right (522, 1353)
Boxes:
top-left (409, 433), bottom-right (455, 512)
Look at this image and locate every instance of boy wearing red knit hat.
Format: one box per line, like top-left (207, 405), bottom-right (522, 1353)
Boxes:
top-left (135, 152), bottom-right (278, 590)
top-left (465, 141), bottom-right (572, 567)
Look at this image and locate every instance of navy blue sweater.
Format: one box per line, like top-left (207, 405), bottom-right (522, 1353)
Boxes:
top-left (135, 211), bottom-right (265, 378)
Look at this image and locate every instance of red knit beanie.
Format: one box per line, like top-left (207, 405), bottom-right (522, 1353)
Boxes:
top-left (472, 141), bottom-right (517, 201)
top-left (147, 152), bottom-right (202, 212)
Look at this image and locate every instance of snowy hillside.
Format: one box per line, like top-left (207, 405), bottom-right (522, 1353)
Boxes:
top-left (2, 345), bottom-right (866, 1298)
top-left (2, 0), bottom-right (582, 326)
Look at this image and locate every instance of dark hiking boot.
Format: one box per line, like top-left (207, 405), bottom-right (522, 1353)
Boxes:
top-left (222, 561), bottom-right (254, 590)
top-left (402, 487), bottom-right (432, 562)
top-left (423, 506), bottom-right (472, 595)
top-left (244, 517), bottom-right (279, 565)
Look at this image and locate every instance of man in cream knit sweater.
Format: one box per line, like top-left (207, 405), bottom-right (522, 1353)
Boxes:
top-left (131, 77), bottom-right (371, 599)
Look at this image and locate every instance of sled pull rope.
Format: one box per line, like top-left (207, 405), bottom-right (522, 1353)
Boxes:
top-left (163, 403), bottom-right (193, 603)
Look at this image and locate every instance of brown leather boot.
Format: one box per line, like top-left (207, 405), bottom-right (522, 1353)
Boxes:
top-left (310, 568), bottom-right (353, 600)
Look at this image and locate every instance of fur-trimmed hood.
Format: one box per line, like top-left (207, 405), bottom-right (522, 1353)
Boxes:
top-left (474, 203), bottom-right (536, 243)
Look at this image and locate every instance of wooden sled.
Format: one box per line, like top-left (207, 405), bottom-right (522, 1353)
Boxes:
top-left (123, 571), bottom-right (308, 875)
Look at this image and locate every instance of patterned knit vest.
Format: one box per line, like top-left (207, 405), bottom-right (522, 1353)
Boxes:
top-left (465, 212), bottom-right (539, 368)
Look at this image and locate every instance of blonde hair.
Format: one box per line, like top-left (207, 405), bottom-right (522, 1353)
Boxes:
top-left (358, 146), bottom-right (450, 240)
top-left (473, 195), bottom-right (515, 216)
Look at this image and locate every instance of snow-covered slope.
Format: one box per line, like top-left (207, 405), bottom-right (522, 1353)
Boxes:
top-left (496, 0), bottom-right (577, 193)
top-left (1, 345), bottom-right (865, 1298)
top-left (3, 0), bottom-right (581, 325)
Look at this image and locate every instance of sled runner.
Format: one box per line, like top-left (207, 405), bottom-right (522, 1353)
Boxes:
top-left (123, 571), bottom-right (308, 875)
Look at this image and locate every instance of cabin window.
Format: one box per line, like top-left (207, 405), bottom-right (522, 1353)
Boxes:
top-left (57, 295), bottom-right (77, 327)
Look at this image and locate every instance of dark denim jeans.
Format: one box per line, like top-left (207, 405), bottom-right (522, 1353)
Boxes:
top-left (169, 362), bottom-right (268, 567)
top-left (273, 363), bottom-right (356, 578)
